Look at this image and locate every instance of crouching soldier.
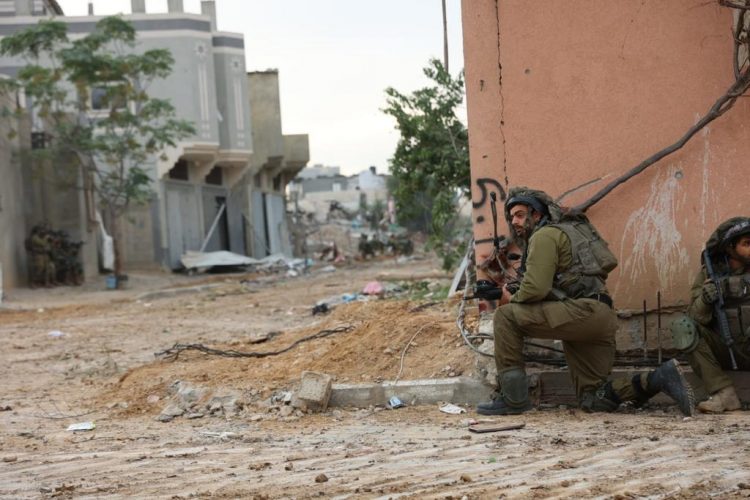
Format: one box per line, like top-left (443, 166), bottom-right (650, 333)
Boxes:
top-left (670, 217), bottom-right (750, 413)
top-left (477, 187), bottom-right (695, 416)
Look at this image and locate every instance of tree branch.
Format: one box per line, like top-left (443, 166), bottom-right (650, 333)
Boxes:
top-left (573, 73), bottom-right (750, 213)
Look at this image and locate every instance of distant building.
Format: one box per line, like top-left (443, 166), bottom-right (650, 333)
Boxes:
top-left (295, 164), bottom-right (341, 180)
top-left (289, 165), bottom-right (389, 222)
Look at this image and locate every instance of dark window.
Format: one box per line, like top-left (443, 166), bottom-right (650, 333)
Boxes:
top-left (205, 166), bottom-right (223, 186)
top-left (272, 174), bottom-right (282, 192)
top-left (91, 86), bottom-right (126, 111)
top-left (168, 159), bottom-right (189, 180)
top-left (31, 132), bottom-right (47, 150)
top-left (254, 174), bottom-right (262, 188)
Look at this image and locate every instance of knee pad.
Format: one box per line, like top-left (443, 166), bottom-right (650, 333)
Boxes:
top-left (670, 316), bottom-right (699, 353)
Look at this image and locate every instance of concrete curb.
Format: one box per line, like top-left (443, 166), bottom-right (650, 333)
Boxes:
top-left (329, 377), bottom-right (493, 408)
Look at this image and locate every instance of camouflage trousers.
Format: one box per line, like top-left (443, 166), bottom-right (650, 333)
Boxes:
top-left (493, 298), bottom-right (640, 402)
top-left (688, 323), bottom-right (750, 394)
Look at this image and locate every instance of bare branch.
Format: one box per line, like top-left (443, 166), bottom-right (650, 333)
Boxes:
top-left (720, 0), bottom-right (750, 9)
top-left (573, 72), bottom-right (750, 213)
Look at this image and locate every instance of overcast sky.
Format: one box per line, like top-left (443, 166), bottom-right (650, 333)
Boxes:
top-left (54, 0), bottom-right (465, 175)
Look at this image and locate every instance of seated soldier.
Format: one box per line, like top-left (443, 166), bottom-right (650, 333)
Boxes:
top-left (670, 217), bottom-right (750, 413)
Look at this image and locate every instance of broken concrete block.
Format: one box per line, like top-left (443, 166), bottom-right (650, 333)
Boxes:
top-left (279, 405), bottom-right (294, 417)
top-left (295, 371), bottom-right (333, 411)
top-left (158, 404), bottom-right (184, 422)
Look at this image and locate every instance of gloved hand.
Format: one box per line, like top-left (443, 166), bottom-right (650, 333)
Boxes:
top-left (701, 281), bottom-right (719, 305)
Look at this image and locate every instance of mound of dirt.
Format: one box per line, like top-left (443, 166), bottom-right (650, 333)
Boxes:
top-left (99, 298), bottom-right (477, 416)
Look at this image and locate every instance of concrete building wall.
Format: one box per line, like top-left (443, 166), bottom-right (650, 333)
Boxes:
top-left (213, 36), bottom-right (252, 152)
top-left (0, 93), bottom-right (28, 290)
top-left (462, 0), bottom-right (750, 309)
top-left (247, 70), bottom-right (284, 172)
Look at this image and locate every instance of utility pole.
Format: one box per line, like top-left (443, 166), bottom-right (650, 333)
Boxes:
top-left (442, 0), bottom-right (449, 73)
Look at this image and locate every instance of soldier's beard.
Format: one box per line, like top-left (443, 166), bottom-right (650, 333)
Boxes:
top-left (514, 219), bottom-right (537, 242)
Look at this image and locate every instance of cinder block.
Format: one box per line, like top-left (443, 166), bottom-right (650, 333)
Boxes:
top-left (296, 371), bottom-right (333, 410)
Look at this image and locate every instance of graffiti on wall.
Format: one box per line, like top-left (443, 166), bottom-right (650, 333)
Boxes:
top-left (614, 166), bottom-right (689, 296)
top-left (472, 178), bottom-right (507, 242)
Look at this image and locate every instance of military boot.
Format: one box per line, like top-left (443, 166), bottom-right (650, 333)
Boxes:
top-left (580, 381), bottom-right (621, 413)
top-left (697, 385), bottom-right (741, 413)
top-left (476, 368), bottom-right (532, 416)
top-left (633, 358), bottom-right (695, 416)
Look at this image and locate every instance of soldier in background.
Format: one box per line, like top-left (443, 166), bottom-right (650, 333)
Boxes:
top-left (359, 234), bottom-right (375, 259)
top-left (25, 225), bottom-right (54, 288)
top-left (671, 217), bottom-right (750, 412)
top-left (53, 231), bottom-right (84, 286)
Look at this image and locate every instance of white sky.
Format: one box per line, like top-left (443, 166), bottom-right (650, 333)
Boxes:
top-left (54, 0), bottom-right (465, 175)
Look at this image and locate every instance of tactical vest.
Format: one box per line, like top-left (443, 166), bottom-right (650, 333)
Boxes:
top-left (716, 272), bottom-right (750, 339)
top-left (546, 219), bottom-right (618, 299)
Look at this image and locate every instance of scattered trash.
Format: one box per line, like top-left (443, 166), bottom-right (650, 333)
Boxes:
top-left (67, 421), bottom-right (96, 432)
top-left (341, 293), bottom-right (358, 303)
top-left (47, 330), bottom-right (65, 338)
top-left (320, 265), bottom-right (337, 273)
top-left (468, 422), bottom-right (525, 434)
top-left (439, 403), bottom-right (466, 415)
top-left (146, 395), bottom-right (160, 404)
top-left (362, 281), bottom-right (385, 295)
top-left (199, 431), bottom-right (240, 440)
top-left (180, 251), bottom-right (306, 274)
top-left (312, 303), bottom-right (329, 316)
top-left (247, 331), bottom-right (279, 344)
top-left (388, 396), bottom-right (405, 409)
top-left (315, 473), bottom-right (329, 483)
top-left (271, 391), bottom-right (293, 405)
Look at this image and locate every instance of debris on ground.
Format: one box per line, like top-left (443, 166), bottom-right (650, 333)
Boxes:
top-left (439, 403), bottom-right (466, 415)
top-left (66, 422), bottom-right (96, 432)
top-left (468, 422), bottom-right (526, 434)
top-left (293, 371), bottom-right (333, 412)
top-left (388, 396), bottom-right (406, 409)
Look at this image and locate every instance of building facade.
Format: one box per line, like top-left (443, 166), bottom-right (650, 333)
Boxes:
top-left (1, 0), bottom-right (309, 281)
top-left (244, 69), bottom-right (309, 258)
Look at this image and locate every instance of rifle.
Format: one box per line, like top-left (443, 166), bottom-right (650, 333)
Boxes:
top-left (465, 192), bottom-right (522, 301)
top-left (702, 248), bottom-right (738, 370)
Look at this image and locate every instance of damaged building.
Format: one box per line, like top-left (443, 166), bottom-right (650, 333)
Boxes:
top-left (0, 0), bottom-right (309, 293)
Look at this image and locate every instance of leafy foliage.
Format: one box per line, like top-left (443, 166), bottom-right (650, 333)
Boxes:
top-left (383, 59), bottom-right (470, 269)
top-left (0, 16), bottom-right (195, 277)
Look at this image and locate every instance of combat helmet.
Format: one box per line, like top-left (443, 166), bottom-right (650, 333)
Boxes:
top-left (705, 216), bottom-right (750, 259)
top-left (504, 187), bottom-right (566, 246)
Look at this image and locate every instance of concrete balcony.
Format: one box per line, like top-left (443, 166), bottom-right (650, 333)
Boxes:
top-left (281, 134), bottom-right (309, 177)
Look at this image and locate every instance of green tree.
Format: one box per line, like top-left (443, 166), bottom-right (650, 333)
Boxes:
top-left (0, 16), bottom-right (195, 285)
top-left (383, 59), bottom-right (470, 270)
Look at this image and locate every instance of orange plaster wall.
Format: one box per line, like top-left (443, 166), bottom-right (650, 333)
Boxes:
top-left (461, 0), bottom-right (750, 309)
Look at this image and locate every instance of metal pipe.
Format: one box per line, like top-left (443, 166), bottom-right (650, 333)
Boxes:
top-left (643, 299), bottom-right (648, 360)
top-left (657, 291), bottom-right (663, 364)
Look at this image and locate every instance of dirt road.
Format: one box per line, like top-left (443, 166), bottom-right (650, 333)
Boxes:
top-left (1, 257), bottom-right (748, 499)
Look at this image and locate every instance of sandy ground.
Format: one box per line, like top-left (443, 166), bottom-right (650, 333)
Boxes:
top-left (1, 256), bottom-right (749, 499)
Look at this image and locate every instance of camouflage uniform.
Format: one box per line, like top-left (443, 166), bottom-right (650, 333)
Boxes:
top-left (478, 187), bottom-right (694, 416)
top-left (671, 217), bottom-right (750, 412)
top-left (27, 228), bottom-right (53, 287)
